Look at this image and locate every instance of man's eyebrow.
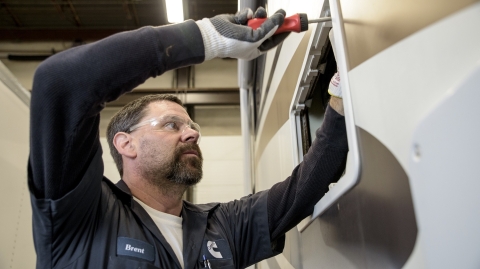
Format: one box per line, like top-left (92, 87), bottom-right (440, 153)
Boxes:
top-left (162, 115), bottom-right (185, 120)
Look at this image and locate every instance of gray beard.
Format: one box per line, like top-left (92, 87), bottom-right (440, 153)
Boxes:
top-left (141, 143), bottom-right (203, 188)
top-left (165, 144), bottom-right (203, 186)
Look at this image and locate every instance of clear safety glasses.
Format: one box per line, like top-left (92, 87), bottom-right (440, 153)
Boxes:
top-left (128, 114), bottom-right (201, 143)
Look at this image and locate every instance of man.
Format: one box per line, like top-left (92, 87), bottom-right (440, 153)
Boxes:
top-left (28, 7), bottom-right (348, 269)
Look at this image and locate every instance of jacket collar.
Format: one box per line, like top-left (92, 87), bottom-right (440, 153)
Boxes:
top-left (108, 178), bottom-right (133, 205)
top-left (109, 179), bottom-right (221, 269)
top-left (110, 179), bottom-right (221, 211)
top-left (105, 179), bottom-right (180, 268)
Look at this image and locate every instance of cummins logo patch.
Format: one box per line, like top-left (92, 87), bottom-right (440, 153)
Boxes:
top-left (201, 239), bottom-right (232, 260)
top-left (207, 240), bottom-right (223, 258)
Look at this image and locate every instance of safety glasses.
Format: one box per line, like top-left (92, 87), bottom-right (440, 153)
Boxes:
top-left (129, 114), bottom-right (201, 143)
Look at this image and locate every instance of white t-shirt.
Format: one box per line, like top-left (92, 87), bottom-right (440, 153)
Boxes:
top-left (134, 197), bottom-right (184, 268)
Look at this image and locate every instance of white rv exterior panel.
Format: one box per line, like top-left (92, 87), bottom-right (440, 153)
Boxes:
top-left (252, 0), bottom-right (480, 268)
top-left (410, 61), bottom-right (480, 269)
top-left (349, 2), bottom-right (480, 172)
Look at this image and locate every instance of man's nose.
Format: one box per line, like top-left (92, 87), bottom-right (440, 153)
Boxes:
top-left (181, 126), bottom-right (201, 144)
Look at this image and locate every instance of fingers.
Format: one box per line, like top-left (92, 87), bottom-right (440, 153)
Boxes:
top-left (253, 7), bottom-right (267, 18)
top-left (328, 72), bottom-right (342, 98)
top-left (235, 8), bottom-right (253, 24)
top-left (237, 7), bottom-right (285, 26)
top-left (256, 9), bottom-right (289, 52)
top-left (273, 9), bottom-right (286, 17)
top-left (200, 7), bottom-right (287, 60)
top-left (258, 32), bottom-right (290, 52)
top-left (253, 7), bottom-right (285, 18)
top-left (254, 11), bottom-right (285, 40)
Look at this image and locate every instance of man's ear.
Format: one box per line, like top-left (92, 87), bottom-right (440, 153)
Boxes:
top-left (113, 132), bottom-right (137, 158)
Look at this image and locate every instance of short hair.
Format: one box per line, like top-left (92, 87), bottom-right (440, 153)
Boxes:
top-left (106, 94), bottom-right (184, 177)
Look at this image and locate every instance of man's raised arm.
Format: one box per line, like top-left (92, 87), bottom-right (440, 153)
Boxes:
top-left (28, 22), bottom-right (205, 200)
top-left (28, 8), bottom-right (287, 200)
top-left (267, 97), bottom-right (349, 244)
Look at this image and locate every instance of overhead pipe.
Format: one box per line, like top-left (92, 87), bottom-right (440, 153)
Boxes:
top-left (238, 0), bottom-right (266, 196)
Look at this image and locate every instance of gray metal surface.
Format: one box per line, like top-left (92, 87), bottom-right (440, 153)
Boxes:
top-left (301, 127), bottom-right (417, 268)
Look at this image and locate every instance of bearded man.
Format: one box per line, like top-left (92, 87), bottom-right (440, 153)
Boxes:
top-left (28, 7), bottom-right (348, 269)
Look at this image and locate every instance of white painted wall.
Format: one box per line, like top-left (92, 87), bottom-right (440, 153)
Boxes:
top-left (256, 121), bottom-right (294, 193)
top-left (0, 57), bottom-right (237, 91)
top-left (193, 136), bottom-right (245, 204)
top-left (0, 80), bottom-right (35, 268)
top-left (192, 106), bottom-right (245, 204)
top-left (0, 60), bottom-right (41, 90)
top-left (255, 122), bottom-right (298, 269)
top-left (195, 59), bottom-right (238, 89)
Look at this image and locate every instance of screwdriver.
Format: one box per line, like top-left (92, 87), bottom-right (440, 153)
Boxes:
top-left (248, 14), bottom-right (331, 35)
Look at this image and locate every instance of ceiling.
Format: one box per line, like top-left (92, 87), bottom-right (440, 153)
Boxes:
top-left (0, 0), bottom-right (241, 106)
top-left (0, 0), bottom-right (238, 41)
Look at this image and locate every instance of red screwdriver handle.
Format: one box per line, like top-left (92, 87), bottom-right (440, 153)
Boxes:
top-left (247, 13), bottom-right (308, 34)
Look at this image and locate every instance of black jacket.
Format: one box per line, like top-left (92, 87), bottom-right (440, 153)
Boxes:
top-left (28, 20), bottom-right (348, 269)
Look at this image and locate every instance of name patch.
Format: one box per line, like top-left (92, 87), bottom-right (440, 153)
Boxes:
top-left (117, 237), bottom-right (155, 261)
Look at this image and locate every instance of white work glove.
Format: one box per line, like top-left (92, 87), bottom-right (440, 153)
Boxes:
top-left (328, 71), bottom-right (342, 98)
top-left (196, 7), bottom-right (289, 61)
top-left (328, 29), bottom-right (342, 98)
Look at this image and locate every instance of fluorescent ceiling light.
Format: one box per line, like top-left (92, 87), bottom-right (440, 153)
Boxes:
top-left (165, 0), bottom-right (184, 23)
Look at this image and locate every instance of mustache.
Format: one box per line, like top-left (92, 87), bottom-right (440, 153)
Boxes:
top-left (174, 143), bottom-right (203, 159)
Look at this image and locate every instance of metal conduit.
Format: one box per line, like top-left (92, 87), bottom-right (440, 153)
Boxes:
top-left (238, 0), bottom-right (267, 197)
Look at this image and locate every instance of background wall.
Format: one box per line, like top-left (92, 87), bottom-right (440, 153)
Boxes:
top-left (0, 74), bottom-right (35, 269)
top-left (0, 57), bottom-right (238, 91)
top-left (193, 106), bottom-right (244, 203)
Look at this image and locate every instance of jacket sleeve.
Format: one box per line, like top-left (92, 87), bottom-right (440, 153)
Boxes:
top-left (28, 21), bottom-right (205, 200)
top-left (266, 104), bottom-right (349, 242)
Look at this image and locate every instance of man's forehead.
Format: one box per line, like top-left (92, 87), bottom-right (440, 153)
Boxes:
top-left (145, 100), bottom-right (188, 117)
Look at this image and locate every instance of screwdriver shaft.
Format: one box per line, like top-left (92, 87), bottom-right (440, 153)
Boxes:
top-left (308, 17), bottom-right (332, 23)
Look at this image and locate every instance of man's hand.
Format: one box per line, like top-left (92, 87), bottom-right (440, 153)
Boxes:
top-left (328, 29), bottom-right (342, 99)
top-left (327, 28), bottom-right (344, 115)
top-left (196, 7), bottom-right (289, 61)
top-left (328, 71), bottom-right (342, 98)
top-left (329, 96), bottom-right (344, 116)
top-left (328, 72), bottom-right (344, 116)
